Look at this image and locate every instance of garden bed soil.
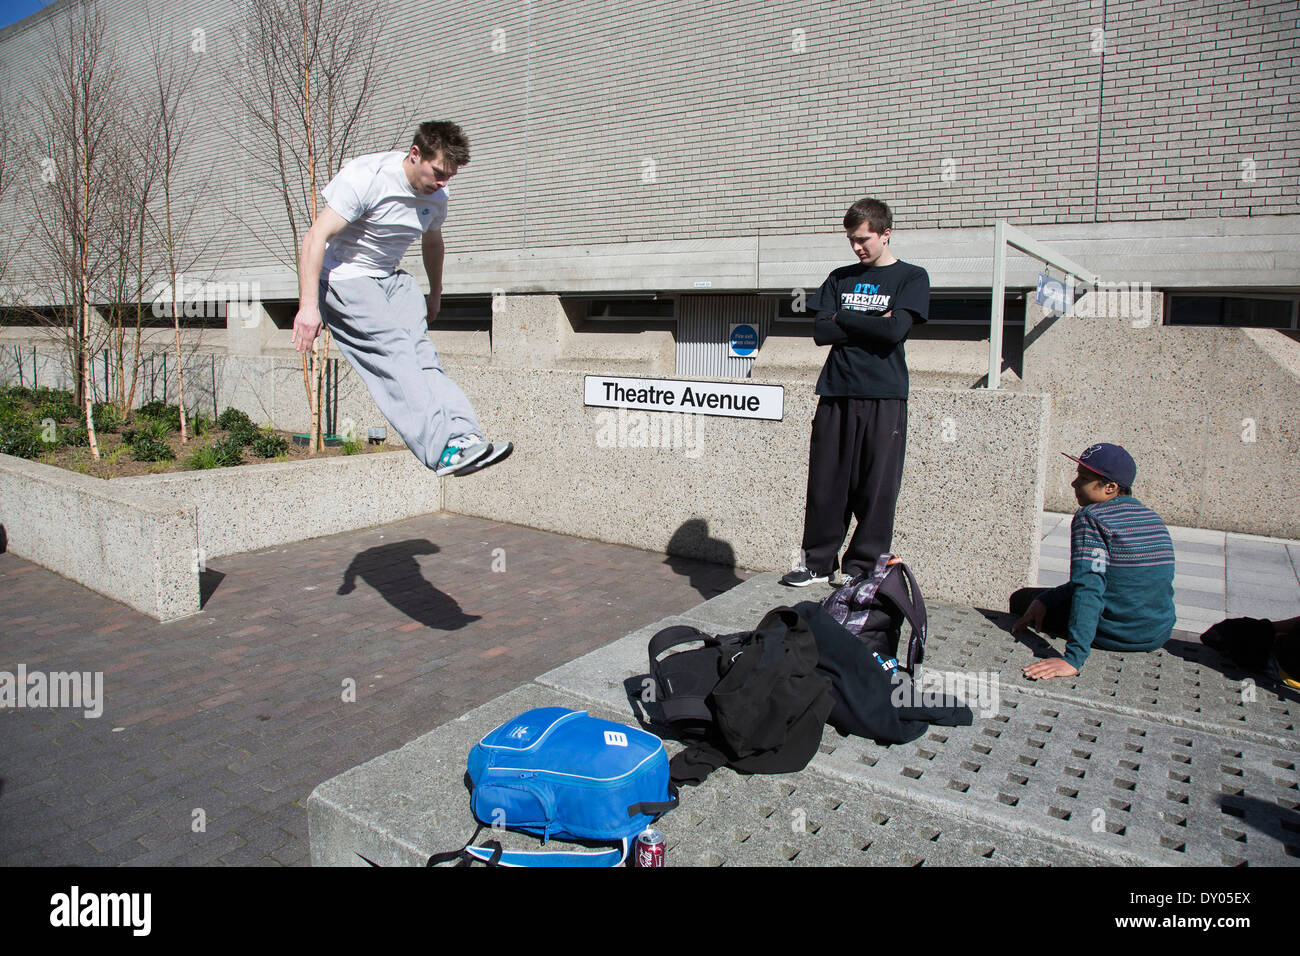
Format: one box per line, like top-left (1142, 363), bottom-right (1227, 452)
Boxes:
top-left (34, 429), bottom-right (400, 480)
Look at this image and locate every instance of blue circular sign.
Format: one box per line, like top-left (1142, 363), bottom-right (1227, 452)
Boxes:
top-left (730, 323), bottom-right (758, 357)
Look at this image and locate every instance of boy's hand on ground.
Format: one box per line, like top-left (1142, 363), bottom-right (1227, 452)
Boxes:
top-left (1011, 599), bottom-right (1047, 635)
top-left (426, 292), bottom-right (440, 323)
top-left (1022, 658), bottom-right (1078, 680)
top-left (293, 307), bottom-right (323, 354)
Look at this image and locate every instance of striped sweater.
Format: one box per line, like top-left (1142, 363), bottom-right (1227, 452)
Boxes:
top-left (1040, 496), bottom-right (1176, 670)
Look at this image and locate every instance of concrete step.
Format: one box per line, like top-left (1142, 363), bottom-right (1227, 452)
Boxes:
top-left (309, 573), bottom-right (1300, 867)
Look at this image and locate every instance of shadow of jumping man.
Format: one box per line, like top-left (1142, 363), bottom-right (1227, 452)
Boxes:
top-left (338, 539), bottom-right (480, 631)
top-left (665, 519), bottom-right (745, 600)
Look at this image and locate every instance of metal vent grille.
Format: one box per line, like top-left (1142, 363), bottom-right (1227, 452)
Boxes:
top-left (674, 295), bottom-right (771, 379)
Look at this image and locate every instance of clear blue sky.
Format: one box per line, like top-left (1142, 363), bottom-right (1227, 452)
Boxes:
top-left (0, 0), bottom-right (53, 31)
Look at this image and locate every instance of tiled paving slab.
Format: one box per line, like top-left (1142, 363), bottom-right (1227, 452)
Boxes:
top-left (0, 512), bottom-right (747, 866)
top-left (311, 684), bottom-right (1117, 867)
top-left (529, 574), bottom-right (1300, 866)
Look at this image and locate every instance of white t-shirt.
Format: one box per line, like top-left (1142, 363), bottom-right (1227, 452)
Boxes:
top-left (320, 151), bottom-right (448, 280)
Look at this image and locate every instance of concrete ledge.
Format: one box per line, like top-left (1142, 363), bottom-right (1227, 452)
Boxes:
top-left (113, 450), bottom-right (443, 560)
top-left (307, 683), bottom-right (1118, 867)
top-left (0, 453), bottom-right (199, 621)
top-left (1, 449), bottom-right (443, 620)
top-left (311, 574), bottom-right (1300, 866)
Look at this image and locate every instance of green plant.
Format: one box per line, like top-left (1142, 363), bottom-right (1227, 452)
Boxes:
top-left (340, 437), bottom-right (362, 455)
top-left (123, 418), bottom-right (171, 447)
top-left (184, 446), bottom-right (220, 470)
top-left (91, 401), bottom-right (122, 433)
top-left (228, 421), bottom-right (261, 447)
top-left (33, 386), bottom-right (73, 404)
top-left (191, 412), bottom-right (212, 436)
top-left (137, 400), bottom-right (181, 431)
top-left (210, 436), bottom-right (245, 467)
top-left (0, 422), bottom-right (42, 458)
top-left (250, 433), bottom-right (289, 458)
top-left (58, 423), bottom-right (89, 447)
top-left (129, 435), bottom-right (174, 462)
top-left (0, 401), bottom-right (31, 430)
top-left (3, 385), bottom-right (34, 402)
top-left (37, 399), bottom-right (77, 423)
top-left (216, 407), bottom-right (253, 431)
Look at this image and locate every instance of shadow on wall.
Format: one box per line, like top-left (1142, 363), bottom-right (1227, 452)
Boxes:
top-left (665, 519), bottom-right (745, 600)
top-left (0, 523), bottom-right (6, 553)
top-left (337, 539), bottom-right (481, 631)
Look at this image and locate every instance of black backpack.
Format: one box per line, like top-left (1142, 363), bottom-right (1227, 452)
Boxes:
top-left (820, 553), bottom-right (927, 673)
top-left (647, 607), bottom-right (834, 785)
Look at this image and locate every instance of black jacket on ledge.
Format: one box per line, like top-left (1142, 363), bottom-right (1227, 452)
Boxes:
top-left (792, 600), bottom-right (973, 743)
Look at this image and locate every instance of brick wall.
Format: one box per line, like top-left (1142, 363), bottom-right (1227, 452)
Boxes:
top-left (0, 0), bottom-right (1294, 278)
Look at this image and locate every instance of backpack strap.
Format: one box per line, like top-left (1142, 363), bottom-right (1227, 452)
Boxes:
top-left (875, 560), bottom-right (928, 671)
top-left (649, 625), bottom-right (723, 725)
top-left (440, 791), bottom-right (678, 867)
top-left (627, 796), bottom-right (679, 817)
top-left (427, 824), bottom-right (499, 867)
top-left (463, 837), bottom-right (631, 868)
top-left (649, 625), bottom-right (720, 661)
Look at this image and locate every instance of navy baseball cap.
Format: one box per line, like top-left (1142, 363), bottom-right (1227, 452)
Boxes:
top-left (1063, 443), bottom-right (1137, 487)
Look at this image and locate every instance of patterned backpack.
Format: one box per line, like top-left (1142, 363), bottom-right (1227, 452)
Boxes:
top-left (820, 553), bottom-right (928, 673)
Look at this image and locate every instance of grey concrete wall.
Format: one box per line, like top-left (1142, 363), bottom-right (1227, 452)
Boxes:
top-left (441, 365), bottom-right (1049, 609)
top-left (114, 452), bottom-right (442, 560)
top-left (2, 337), bottom-right (1049, 607)
top-left (0, 453), bottom-right (200, 621)
top-left (1023, 293), bottom-right (1300, 537)
top-left (0, 307), bottom-right (1061, 610)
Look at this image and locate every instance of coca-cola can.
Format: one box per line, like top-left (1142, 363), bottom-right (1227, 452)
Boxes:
top-left (635, 828), bottom-right (665, 867)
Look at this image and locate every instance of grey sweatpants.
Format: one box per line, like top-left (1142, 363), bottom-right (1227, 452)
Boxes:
top-left (320, 271), bottom-right (481, 469)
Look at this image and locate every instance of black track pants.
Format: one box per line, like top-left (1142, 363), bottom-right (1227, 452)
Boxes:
top-left (799, 397), bottom-right (907, 578)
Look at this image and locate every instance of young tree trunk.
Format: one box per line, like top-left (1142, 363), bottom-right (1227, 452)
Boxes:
top-left (303, 13), bottom-right (322, 454)
top-left (164, 178), bottom-right (189, 443)
top-left (80, 210), bottom-right (99, 459)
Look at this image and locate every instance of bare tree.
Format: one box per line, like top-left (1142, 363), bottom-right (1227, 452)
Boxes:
top-left (147, 17), bottom-right (207, 443)
top-left (26, 0), bottom-right (128, 458)
top-left (0, 92), bottom-right (15, 302)
top-left (97, 97), bottom-right (162, 415)
top-left (234, 0), bottom-right (384, 451)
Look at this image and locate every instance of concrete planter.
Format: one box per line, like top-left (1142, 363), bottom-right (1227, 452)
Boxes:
top-left (0, 451), bottom-right (442, 621)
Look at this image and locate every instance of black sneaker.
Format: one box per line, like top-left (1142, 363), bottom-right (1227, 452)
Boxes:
top-left (453, 440), bottom-right (513, 476)
top-left (780, 566), bottom-right (829, 587)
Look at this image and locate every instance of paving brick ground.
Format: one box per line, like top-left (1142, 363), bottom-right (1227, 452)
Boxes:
top-left (0, 513), bottom-right (749, 866)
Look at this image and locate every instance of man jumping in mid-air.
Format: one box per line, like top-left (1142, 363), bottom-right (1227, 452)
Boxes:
top-left (292, 120), bottom-right (510, 476)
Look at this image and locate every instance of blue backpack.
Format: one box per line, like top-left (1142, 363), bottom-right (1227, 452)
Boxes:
top-left (435, 707), bottom-right (676, 867)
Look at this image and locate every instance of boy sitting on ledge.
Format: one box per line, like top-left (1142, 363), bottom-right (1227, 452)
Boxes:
top-left (1010, 443), bottom-right (1176, 680)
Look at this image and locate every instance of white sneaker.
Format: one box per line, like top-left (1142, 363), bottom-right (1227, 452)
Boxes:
top-left (434, 438), bottom-right (490, 476)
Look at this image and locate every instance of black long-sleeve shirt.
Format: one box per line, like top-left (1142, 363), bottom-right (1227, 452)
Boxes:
top-left (808, 260), bottom-right (930, 398)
